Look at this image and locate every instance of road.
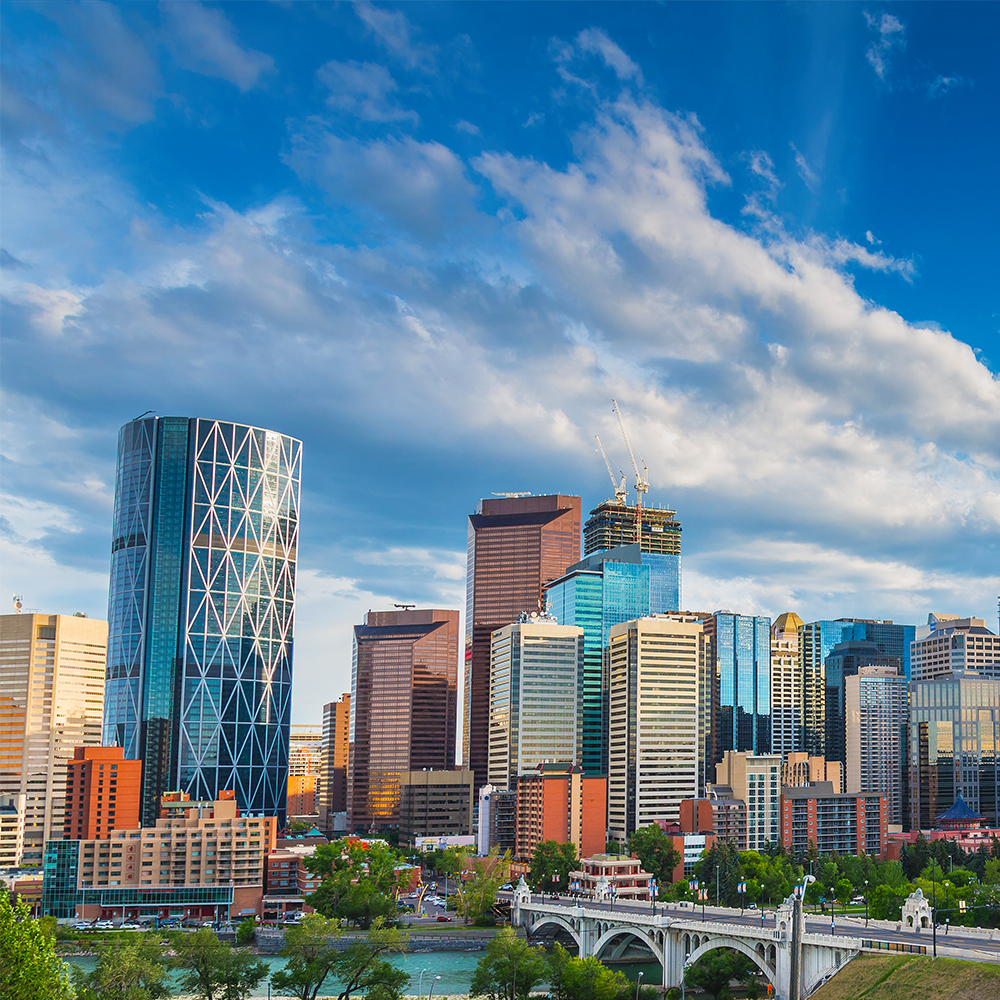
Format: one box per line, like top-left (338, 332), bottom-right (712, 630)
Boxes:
top-left (507, 894), bottom-right (1000, 963)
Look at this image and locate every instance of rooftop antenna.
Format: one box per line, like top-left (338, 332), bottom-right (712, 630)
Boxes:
top-left (394, 603), bottom-right (416, 611)
top-left (611, 398), bottom-right (649, 540)
top-left (492, 492), bottom-right (532, 498)
top-left (12, 594), bottom-right (23, 614)
top-left (596, 435), bottom-right (629, 506)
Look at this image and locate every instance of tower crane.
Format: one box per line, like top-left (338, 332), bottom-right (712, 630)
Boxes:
top-left (611, 398), bottom-right (649, 541)
top-left (595, 436), bottom-right (629, 506)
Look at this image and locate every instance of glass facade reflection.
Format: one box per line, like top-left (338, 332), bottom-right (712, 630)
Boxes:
top-left (105, 417), bottom-right (301, 826)
top-left (547, 542), bottom-right (680, 777)
top-left (702, 613), bottom-right (771, 764)
top-left (349, 609), bottom-right (459, 834)
top-left (909, 674), bottom-right (1000, 829)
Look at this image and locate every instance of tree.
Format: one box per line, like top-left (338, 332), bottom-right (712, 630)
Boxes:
top-left (869, 883), bottom-right (907, 921)
top-left (984, 858), bottom-right (1000, 885)
top-left (548, 943), bottom-right (656, 1000)
top-left (628, 825), bottom-right (682, 890)
top-left (269, 913), bottom-right (345, 1000)
top-left (73, 936), bottom-right (170, 1000)
top-left (528, 841), bottom-right (577, 893)
top-left (173, 929), bottom-right (269, 1000)
top-left (236, 918), bottom-right (256, 947)
top-left (684, 950), bottom-right (759, 1000)
top-left (305, 839), bottom-right (404, 929)
top-left (470, 927), bottom-right (548, 1000)
top-left (452, 849), bottom-right (511, 926)
top-left (322, 920), bottom-right (409, 1000)
top-left (834, 878), bottom-right (854, 913)
top-left (0, 893), bottom-right (75, 1000)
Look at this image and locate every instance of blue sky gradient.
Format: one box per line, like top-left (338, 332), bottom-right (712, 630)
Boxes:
top-left (2, 1), bottom-right (998, 722)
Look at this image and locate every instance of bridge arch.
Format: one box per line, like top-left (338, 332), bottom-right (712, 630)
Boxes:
top-left (686, 936), bottom-right (774, 982)
top-left (593, 927), bottom-right (664, 968)
top-left (525, 914), bottom-right (581, 950)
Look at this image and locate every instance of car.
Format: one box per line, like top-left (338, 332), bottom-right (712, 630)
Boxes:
top-left (94, 920), bottom-right (114, 930)
top-left (120, 923), bottom-right (142, 931)
top-left (201, 921), bottom-right (216, 928)
top-left (499, 883), bottom-right (514, 891)
top-left (436, 915), bottom-right (452, 922)
top-left (160, 918), bottom-right (180, 927)
top-left (408, 891), bottom-right (420, 898)
top-left (748, 903), bottom-right (758, 909)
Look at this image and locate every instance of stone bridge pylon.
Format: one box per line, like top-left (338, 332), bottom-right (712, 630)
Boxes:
top-left (512, 879), bottom-right (859, 999)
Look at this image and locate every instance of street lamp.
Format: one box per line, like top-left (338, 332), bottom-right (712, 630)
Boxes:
top-left (417, 968), bottom-right (428, 999)
top-left (428, 975), bottom-right (442, 1000)
top-left (716, 865), bottom-right (720, 908)
top-left (635, 971), bottom-right (644, 999)
top-left (738, 881), bottom-right (747, 914)
top-left (864, 880), bottom-right (870, 927)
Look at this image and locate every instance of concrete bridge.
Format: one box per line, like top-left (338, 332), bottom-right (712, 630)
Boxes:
top-left (513, 883), bottom-right (860, 1000)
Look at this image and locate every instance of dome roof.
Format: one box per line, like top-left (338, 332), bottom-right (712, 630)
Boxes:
top-left (772, 612), bottom-right (804, 634)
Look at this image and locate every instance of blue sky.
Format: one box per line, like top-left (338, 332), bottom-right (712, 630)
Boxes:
top-left (2, 1), bottom-right (998, 724)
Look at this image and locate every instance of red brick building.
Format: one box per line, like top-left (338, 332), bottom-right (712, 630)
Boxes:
top-left (515, 762), bottom-right (605, 861)
top-left (63, 747), bottom-right (142, 840)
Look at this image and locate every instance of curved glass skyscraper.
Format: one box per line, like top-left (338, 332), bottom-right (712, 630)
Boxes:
top-left (104, 416), bottom-right (301, 825)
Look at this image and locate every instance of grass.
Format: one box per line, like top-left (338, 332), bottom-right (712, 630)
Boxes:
top-left (811, 954), bottom-right (1000, 1000)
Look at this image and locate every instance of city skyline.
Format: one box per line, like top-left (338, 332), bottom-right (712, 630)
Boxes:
top-left (2, 2), bottom-right (998, 725)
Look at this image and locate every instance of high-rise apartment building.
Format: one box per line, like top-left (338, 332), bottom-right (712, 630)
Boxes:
top-left (286, 726), bottom-right (321, 818)
top-left (63, 747), bottom-right (141, 841)
top-left (104, 416), bottom-right (301, 826)
top-left (770, 612), bottom-right (803, 756)
top-left (515, 762), bottom-right (606, 861)
top-left (348, 609), bottom-right (459, 834)
top-left (824, 641), bottom-right (901, 768)
top-left (713, 751), bottom-right (781, 852)
top-left (607, 615), bottom-right (710, 842)
top-left (318, 694), bottom-right (350, 828)
top-left (547, 542), bottom-right (680, 777)
top-left (799, 618), bottom-right (914, 756)
top-left (477, 784), bottom-right (516, 854)
top-left (781, 752), bottom-right (842, 793)
top-left (909, 673), bottom-right (1000, 829)
top-left (700, 613), bottom-right (771, 765)
top-left (780, 783), bottom-right (887, 857)
top-left (0, 613), bottom-right (107, 864)
top-left (846, 665), bottom-right (908, 825)
top-left (487, 616), bottom-right (584, 791)
top-left (910, 618), bottom-right (1000, 681)
top-left (465, 495), bottom-right (581, 791)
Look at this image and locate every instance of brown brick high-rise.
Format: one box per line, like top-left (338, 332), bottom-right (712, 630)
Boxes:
top-left (63, 747), bottom-right (141, 841)
top-left (464, 495), bottom-right (581, 791)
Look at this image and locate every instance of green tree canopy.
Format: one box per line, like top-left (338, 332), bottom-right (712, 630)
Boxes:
top-left (305, 839), bottom-right (406, 929)
top-left (270, 912), bottom-right (345, 1000)
top-left (73, 936), bottom-right (170, 1000)
top-left (451, 848), bottom-right (511, 925)
top-left (172, 928), bottom-right (269, 1000)
top-left (0, 893), bottom-right (75, 1000)
top-left (628, 824), bottom-right (682, 889)
top-left (684, 950), bottom-right (759, 1000)
top-left (470, 927), bottom-right (548, 1000)
top-left (528, 841), bottom-right (578, 893)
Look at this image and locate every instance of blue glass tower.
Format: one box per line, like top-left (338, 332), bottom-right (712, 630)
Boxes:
top-left (546, 542), bottom-right (680, 776)
top-left (104, 416), bottom-right (301, 825)
top-left (702, 613), bottom-right (771, 763)
top-left (800, 618), bottom-right (915, 757)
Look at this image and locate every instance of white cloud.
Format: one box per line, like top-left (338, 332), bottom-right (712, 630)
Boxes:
top-left (354, 1), bottom-right (437, 72)
top-left (926, 74), bottom-right (968, 99)
top-left (161, 1), bottom-right (274, 91)
top-left (790, 142), bottom-right (819, 190)
top-left (864, 11), bottom-right (906, 81)
top-left (575, 28), bottom-right (643, 84)
top-left (318, 60), bottom-right (418, 123)
top-left (456, 120), bottom-right (481, 135)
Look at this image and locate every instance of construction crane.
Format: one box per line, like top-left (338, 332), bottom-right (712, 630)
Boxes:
top-left (611, 398), bottom-right (649, 540)
top-left (595, 435), bottom-right (629, 506)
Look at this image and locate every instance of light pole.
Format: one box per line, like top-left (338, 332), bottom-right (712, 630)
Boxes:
top-left (716, 865), bottom-right (720, 908)
top-left (738, 880), bottom-right (746, 914)
top-left (864, 880), bottom-right (869, 927)
top-left (635, 970), bottom-right (644, 999)
top-left (417, 968), bottom-right (428, 999)
top-left (428, 975), bottom-right (442, 1000)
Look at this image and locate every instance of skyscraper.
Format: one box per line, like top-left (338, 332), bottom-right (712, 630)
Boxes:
top-left (910, 618), bottom-right (1000, 681)
top-left (846, 665), bottom-right (908, 825)
top-left (487, 615), bottom-right (584, 790)
top-left (701, 613), bottom-right (771, 765)
top-left (317, 693), bottom-right (350, 829)
top-left (0, 613), bottom-right (107, 864)
top-left (547, 542), bottom-right (679, 776)
top-left (348, 609), bottom-right (459, 834)
top-left (464, 495), bottom-right (581, 791)
top-left (770, 612), bottom-right (804, 757)
top-left (63, 747), bottom-right (142, 841)
top-left (286, 726), bottom-right (321, 819)
top-left (824, 641), bottom-right (901, 768)
top-left (104, 416), bottom-right (301, 825)
top-left (607, 615), bottom-right (710, 842)
top-left (800, 618), bottom-right (914, 756)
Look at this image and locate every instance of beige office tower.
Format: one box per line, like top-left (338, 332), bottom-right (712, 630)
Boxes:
top-left (782, 752), bottom-right (842, 794)
top-left (770, 612), bottom-right (804, 757)
top-left (608, 615), bottom-right (711, 843)
top-left (0, 613), bottom-right (107, 864)
top-left (846, 665), bottom-right (908, 825)
top-left (713, 750), bottom-right (781, 852)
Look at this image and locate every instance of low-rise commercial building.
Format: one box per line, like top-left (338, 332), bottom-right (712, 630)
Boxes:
top-left (41, 794), bottom-right (276, 921)
top-left (569, 854), bottom-right (651, 901)
top-left (515, 762), bottom-right (606, 861)
top-left (398, 769), bottom-right (475, 848)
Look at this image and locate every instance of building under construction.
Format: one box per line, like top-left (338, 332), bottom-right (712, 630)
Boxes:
top-left (583, 501), bottom-right (682, 557)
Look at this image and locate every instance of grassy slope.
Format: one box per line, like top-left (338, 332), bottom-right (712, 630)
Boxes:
top-left (811, 954), bottom-right (1000, 1000)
